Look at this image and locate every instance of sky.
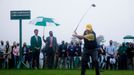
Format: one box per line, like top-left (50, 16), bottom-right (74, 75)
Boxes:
top-left (0, 0), bottom-right (134, 45)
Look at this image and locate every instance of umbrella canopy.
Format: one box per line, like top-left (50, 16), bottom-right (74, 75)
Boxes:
top-left (29, 16), bottom-right (59, 27)
top-left (123, 35), bottom-right (134, 39)
top-left (29, 16), bottom-right (60, 35)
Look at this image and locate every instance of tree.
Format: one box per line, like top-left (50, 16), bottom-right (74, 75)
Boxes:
top-left (96, 35), bottom-right (105, 45)
top-left (113, 41), bottom-right (120, 50)
top-left (71, 36), bottom-right (81, 44)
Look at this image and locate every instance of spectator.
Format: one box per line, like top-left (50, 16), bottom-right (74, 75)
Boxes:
top-left (13, 43), bottom-right (20, 68)
top-left (3, 41), bottom-right (12, 69)
top-left (39, 49), bottom-right (44, 69)
top-left (0, 40), bottom-right (4, 55)
top-left (74, 52), bottom-right (80, 69)
top-left (0, 40), bottom-right (5, 68)
top-left (126, 43), bottom-right (134, 70)
top-left (118, 43), bottom-right (128, 70)
top-left (58, 41), bottom-right (67, 69)
top-left (43, 31), bottom-right (58, 69)
top-left (105, 40), bottom-right (117, 70)
top-left (67, 42), bottom-right (75, 69)
top-left (30, 29), bottom-right (42, 69)
top-left (22, 42), bottom-right (30, 68)
top-left (74, 42), bottom-right (81, 68)
top-left (98, 44), bottom-right (106, 70)
top-left (10, 41), bottom-right (16, 69)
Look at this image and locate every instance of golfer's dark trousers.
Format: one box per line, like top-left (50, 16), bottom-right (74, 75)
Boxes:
top-left (81, 48), bottom-right (100, 75)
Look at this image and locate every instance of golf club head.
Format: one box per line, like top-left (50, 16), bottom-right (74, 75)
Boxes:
top-left (91, 4), bottom-right (96, 7)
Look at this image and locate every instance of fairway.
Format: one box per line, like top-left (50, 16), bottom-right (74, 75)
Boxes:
top-left (0, 70), bottom-right (134, 75)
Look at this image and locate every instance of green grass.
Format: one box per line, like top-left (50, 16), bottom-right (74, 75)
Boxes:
top-left (0, 70), bottom-right (134, 75)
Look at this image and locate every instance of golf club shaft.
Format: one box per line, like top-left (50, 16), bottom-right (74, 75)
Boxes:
top-left (74, 5), bottom-right (92, 33)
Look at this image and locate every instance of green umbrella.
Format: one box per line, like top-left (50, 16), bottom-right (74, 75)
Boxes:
top-left (29, 16), bottom-right (59, 26)
top-left (29, 16), bottom-right (60, 34)
top-left (123, 35), bottom-right (134, 39)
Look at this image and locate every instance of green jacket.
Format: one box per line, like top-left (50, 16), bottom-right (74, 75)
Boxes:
top-left (30, 35), bottom-right (42, 53)
top-left (118, 46), bottom-right (127, 55)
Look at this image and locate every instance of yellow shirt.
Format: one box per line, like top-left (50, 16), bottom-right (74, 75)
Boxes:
top-left (84, 33), bottom-right (95, 41)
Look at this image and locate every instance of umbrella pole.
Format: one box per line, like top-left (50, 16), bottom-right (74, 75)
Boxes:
top-left (43, 27), bottom-right (45, 36)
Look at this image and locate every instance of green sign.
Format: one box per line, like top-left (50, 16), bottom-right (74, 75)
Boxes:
top-left (10, 10), bottom-right (31, 69)
top-left (10, 10), bottom-right (31, 20)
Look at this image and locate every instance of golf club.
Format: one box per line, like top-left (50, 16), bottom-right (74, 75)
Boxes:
top-left (74, 3), bottom-right (96, 33)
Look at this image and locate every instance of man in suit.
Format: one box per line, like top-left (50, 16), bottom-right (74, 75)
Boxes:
top-left (30, 29), bottom-right (42, 69)
top-left (43, 31), bottom-right (58, 69)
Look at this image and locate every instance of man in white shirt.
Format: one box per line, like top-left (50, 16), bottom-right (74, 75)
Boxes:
top-left (105, 40), bottom-right (117, 70)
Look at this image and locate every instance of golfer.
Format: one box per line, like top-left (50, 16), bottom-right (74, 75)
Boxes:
top-left (73, 24), bottom-right (100, 75)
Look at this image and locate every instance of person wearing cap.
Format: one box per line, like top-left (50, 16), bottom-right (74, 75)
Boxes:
top-left (73, 24), bottom-right (100, 75)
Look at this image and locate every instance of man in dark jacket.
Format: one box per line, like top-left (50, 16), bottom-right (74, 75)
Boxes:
top-left (73, 24), bottom-right (100, 75)
top-left (43, 31), bottom-right (58, 69)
